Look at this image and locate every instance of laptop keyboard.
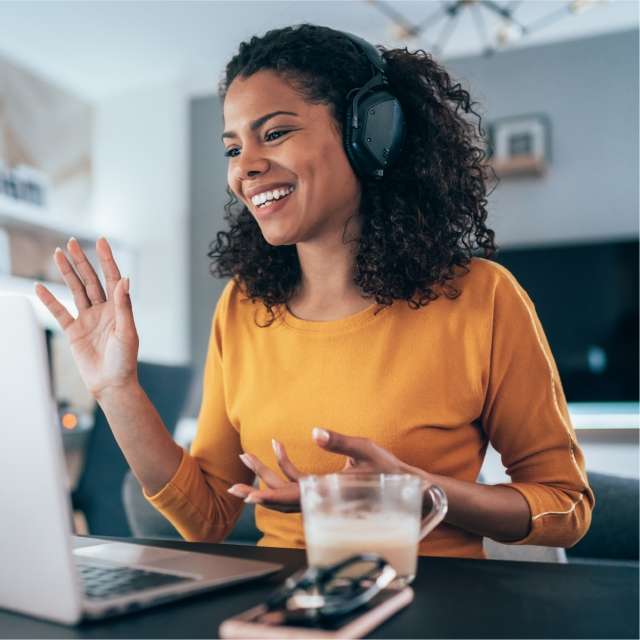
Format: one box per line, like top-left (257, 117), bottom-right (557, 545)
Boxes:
top-left (76, 561), bottom-right (194, 600)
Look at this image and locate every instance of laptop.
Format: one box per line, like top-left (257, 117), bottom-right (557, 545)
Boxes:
top-left (0, 295), bottom-right (282, 625)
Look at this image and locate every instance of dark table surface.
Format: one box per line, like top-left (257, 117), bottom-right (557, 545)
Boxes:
top-left (0, 537), bottom-right (637, 639)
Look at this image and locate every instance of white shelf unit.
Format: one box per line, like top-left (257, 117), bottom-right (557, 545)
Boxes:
top-left (0, 194), bottom-right (98, 242)
top-left (0, 194), bottom-right (134, 332)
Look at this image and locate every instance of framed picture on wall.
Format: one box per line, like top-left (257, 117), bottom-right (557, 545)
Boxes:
top-left (486, 114), bottom-right (551, 177)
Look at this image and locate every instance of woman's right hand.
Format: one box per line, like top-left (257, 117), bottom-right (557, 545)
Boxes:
top-left (34, 237), bottom-right (139, 399)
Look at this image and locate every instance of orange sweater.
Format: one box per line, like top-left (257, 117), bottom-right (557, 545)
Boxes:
top-left (147, 258), bottom-right (594, 559)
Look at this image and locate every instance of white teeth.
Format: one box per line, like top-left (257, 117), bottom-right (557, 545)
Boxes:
top-left (251, 185), bottom-right (295, 207)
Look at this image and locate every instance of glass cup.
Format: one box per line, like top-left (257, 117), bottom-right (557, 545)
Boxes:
top-left (299, 473), bottom-right (448, 586)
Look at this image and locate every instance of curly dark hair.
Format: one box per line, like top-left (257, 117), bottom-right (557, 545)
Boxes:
top-left (209, 23), bottom-right (498, 326)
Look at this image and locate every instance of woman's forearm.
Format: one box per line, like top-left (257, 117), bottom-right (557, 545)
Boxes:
top-left (424, 471), bottom-right (531, 543)
top-left (95, 382), bottom-right (183, 496)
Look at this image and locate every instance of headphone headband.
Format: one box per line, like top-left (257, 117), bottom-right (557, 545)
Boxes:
top-left (341, 31), bottom-right (389, 78)
top-left (335, 30), bottom-right (406, 180)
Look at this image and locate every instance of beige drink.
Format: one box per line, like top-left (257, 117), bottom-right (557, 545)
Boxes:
top-left (299, 474), bottom-right (447, 585)
top-left (304, 513), bottom-right (420, 578)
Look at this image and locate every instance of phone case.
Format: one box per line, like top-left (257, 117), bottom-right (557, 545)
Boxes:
top-left (218, 586), bottom-right (414, 639)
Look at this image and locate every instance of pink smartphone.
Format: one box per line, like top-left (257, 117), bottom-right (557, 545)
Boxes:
top-left (218, 585), bottom-right (414, 639)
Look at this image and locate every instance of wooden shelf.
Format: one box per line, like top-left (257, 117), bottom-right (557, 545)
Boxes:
top-left (490, 155), bottom-right (547, 178)
top-left (0, 195), bottom-right (136, 334)
top-left (0, 195), bottom-right (92, 332)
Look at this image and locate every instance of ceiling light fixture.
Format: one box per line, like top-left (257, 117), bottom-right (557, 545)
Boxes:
top-left (367, 0), bottom-right (611, 58)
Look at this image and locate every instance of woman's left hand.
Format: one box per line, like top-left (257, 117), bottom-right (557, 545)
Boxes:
top-left (227, 427), bottom-right (429, 513)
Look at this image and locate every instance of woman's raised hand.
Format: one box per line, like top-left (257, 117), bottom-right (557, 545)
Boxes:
top-left (34, 237), bottom-right (139, 399)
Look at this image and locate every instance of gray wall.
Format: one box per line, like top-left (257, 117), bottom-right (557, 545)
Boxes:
top-left (447, 28), bottom-right (638, 248)
top-left (186, 95), bottom-right (228, 416)
top-left (186, 28), bottom-right (639, 415)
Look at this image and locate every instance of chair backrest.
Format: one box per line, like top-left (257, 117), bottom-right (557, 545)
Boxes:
top-left (225, 501), bottom-right (262, 545)
top-left (122, 467), bottom-right (262, 545)
top-left (566, 471), bottom-right (639, 562)
top-left (72, 361), bottom-right (192, 537)
top-left (122, 470), bottom-right (182, 539)
top-left (483, 538), bottom-right (567, 563)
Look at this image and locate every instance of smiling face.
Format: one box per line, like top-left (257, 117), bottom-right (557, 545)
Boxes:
top-left (222, 70), bottom-right (361, 247)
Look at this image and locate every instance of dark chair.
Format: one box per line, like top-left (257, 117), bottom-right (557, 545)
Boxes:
top-left (72, 361), bottom-right (192, 537)
top-left (566, 471), bottom-right (639, 565)
top-left (122, 468), bottom-right (262, 545)
top-left (124, 469), bottom-right (640, 559)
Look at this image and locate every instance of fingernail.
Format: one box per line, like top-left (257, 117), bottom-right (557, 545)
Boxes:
top-left (244, 494), bottom-right (261, 504)
top-left (68, 237), bottom-right (77, 246)
top-left (239, 454), bottom-right (255, 471)
top-left (312, 427), bottom-right (330, 445)
top-left (272, 438), bottom-right (281, 458)
top-left (227, 486), bottom-right (244, 497)
top-left (123, 277), bottom-right (130, 294)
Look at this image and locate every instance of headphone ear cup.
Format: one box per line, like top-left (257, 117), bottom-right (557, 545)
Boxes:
top-left (344, 89), bottom-right (406, 180)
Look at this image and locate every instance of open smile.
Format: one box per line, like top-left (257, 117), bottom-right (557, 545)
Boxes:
top-left (252, 187), bottom-right (295, 218)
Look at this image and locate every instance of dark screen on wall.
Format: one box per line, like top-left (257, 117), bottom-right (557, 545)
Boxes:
top-left (491, 239), bottom-right (639, 402)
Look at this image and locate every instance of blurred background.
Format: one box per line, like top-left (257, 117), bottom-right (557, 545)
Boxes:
top-left (0, 0), bottom-right (637, 538)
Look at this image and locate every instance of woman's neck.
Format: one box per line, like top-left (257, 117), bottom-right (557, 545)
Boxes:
top-left (289, 226), bottom-right (372, 321)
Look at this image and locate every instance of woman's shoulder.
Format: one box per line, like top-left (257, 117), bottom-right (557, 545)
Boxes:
top-left (470, 256), bottom-right (529, 293)
top-left (454, 257), bottom-right (534, 317)
top-left (439, 256), bottom-right (527, 311)
top-left (215, 277), bottom-right (277, 327)
top-left (448, 256), bottom-right (514, 293)
top-left (216, 277), bottom-right (249, 316)
top-left (219, 277), bottom-right (242, 305)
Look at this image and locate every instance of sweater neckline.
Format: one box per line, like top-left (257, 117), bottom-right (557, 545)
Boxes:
top-left (282, 300), bottom-right (386, 333)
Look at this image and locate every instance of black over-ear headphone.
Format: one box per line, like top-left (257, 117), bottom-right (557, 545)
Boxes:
top-left (339, 31), bottom-right (406, 180)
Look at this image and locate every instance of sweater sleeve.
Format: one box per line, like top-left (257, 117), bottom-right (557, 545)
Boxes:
top-left (145, 280), bottom-right (253, 542)
top-left (480, 265), bottom-right (595, 548)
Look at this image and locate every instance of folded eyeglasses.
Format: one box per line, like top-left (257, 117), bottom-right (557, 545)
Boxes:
top-left (253, 553), bottom-right (398, 625)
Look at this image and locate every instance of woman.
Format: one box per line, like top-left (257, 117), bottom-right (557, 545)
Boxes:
top-left (36, 24), bottom-right (593, 560)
